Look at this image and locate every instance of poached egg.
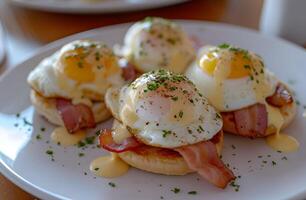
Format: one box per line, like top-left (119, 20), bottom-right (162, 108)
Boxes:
top-left (117, 17), bottom-right (195, 74)
top-left (106, 69), bottom-right (223, 148)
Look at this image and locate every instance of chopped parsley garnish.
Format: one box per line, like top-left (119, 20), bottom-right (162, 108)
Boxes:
top-left (36, 134), bottom-right (42, 140)
top-left (230, 181), bottom-right (240, 192)
top-left (108, 182), bottom-right (116, 187)
top-left (215, 113), bottom-right (221, 119)
top-left (142, 16), bottom-right (153, 23)
top-left (272, 161), bottom-right (277, 166)
top-left (178, 111), bottom-right (184, 118)
top-left (188, 191), bottom-right (197, 195)
top-left (77, 141), bottom-right (86, 148)
top-left (133, 69), bottom-right (189, 94)
top-left (85, 136), bottom-right (96, 145)
top-left (78, 153), bottom-right (85, 157)
top-left (147, 82), bottom-right (159, 91)
top-left (244, 65), bottom-right (251, 69)
top-left (94, 168), bottom-right (99, 171)
top-left (218, 43), bottom-right (230, 49)
top-left (95, 52), bottom-right (101, 61)
top-left (171, 187), bottom-right (180, 194)
top-left (46, 150), bottom-right (53, 155)
top-left (77, 62), bottom-right (83, 68)
top-left (281, 156), bottom-right (288, 160)
top-left (40, 127), bottom-right (46, 132)
top-left (171, 96), bottom-right (178, 101)
top-left (166, 38), bottom-right (176, 45)
top-left (95, 130), bottom-right (100, 136)
top-left (198, 125), bottom-right (204, 132)
top-left (162, 130), bottom-right (172, 138)
top-left (23, 118), bottom-right (32, 126)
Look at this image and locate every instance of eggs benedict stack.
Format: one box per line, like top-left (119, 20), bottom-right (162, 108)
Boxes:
top-left (101, 69), bottom-right (235, 188)
top-left (28, 40), bottom-right (125, 133)
top-left (116, 17), bottom-right (195, 74)
top-left (186, 44), bottom-right (297, 145)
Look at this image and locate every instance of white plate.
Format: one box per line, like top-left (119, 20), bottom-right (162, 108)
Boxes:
top-left (9, 0), bottom-right (187, 14)
top-left (1, 21), bottom-right (306, 200)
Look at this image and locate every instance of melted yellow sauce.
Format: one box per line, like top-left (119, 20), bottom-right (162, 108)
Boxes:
top-left (51, 127), bottom-right (86, 146)
top-left (265, 104), bottom-right (299, 152)
top-left (120, 95), bottom-right (138, 126)
top-left (266, 134), bottom-right (299, 152)
top-left (200, 51), bottom-right (252, 79)
top-left (112, 122), bottom-right (132, 144)
top-left (72, 97), bottom-right (93, 107)
top-left (90, 153), bottom-right (129, 178)
top-left (200, 46), bottom-right (299, 152)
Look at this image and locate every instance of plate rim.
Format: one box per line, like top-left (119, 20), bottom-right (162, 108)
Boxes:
top-left (8, 0), bottom-right (188, 14)
top-left (1, 20), bottom-right (306, 200)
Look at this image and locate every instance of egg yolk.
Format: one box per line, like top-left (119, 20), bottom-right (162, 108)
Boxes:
top-left (200, 51), bottom-right (252, 79)
top-left (61, 48), bottom-right (95, 83)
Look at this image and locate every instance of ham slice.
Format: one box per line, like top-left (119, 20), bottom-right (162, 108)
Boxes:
top-left (222, 83), bottom-right (292, 137)
top-left (119, 58), bottom-right (138, 81)
top-left (122, 64), bottom-right (137, 81)
top-left (99, 128), bottom-right (234, 188)
top-left (221, 103), bottom-right (268, 137)
top-left (221, 112), bottom-right (237, 134)
top-left (266, 83), bottom-right (293, 107)
top-left (176, 140), bottom-right (235, 189)
top-left (233, 103), bottom-right (268, 137)
top-left (55, 98), bottom-right (95, 133)
top-left (99, 129), bottom-right (143, 153)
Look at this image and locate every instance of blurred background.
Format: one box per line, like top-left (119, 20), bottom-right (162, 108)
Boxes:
top-left (0, 0), bottom-right (305, 199)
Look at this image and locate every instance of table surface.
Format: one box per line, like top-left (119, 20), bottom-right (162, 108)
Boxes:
top-left (0, 0), bottom-right (263, 199)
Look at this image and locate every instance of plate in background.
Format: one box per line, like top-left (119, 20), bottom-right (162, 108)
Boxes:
top-left (0, 21), bottom-right (306, 200)
top-left (0, 21), bottom-right (5, 65)
top-left (9, 0), bottom-right (188, 14)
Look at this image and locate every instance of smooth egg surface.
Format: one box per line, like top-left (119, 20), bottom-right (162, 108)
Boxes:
top-left (119, 17), bottom-right (195, 73)
top-left (186, 44), bottom-right (278, 112)
top-left (28, 40), bottom-right (124, 102)
top-left (109, 69), bottom-right (223, 148)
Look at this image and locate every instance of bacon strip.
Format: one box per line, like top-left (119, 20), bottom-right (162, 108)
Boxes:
top-left (176, 141), bottom-right (235, 189)
top-left (99, 129), bottom-right (143, 153)
top-left (266, 84), bottom-right (293, 107)
top-left (233, 103), bottom-right (268, 137)
top-left (119, 58), bottom-right (138, 81)
top-left (221, 112), bottom-right (238, 134)
top-left (55, 98), bottom-right (95, 133)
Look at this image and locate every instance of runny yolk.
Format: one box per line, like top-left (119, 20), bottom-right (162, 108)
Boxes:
top-left (200, 51), bottom-right (252, 79)
top-left (61, 49), bottom-right (95, 83)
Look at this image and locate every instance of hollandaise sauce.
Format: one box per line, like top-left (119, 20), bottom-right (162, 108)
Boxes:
top-left (51, 127), bottom-right (86, 146)
top-left (200, 44), bottom-right (299, 153)
top-left (90, 153), bottom-right (129, 178)
top-left (265, 104), bottom-right (299, 152)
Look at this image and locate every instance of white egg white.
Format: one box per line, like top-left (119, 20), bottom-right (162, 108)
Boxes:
top-left (186, 45), bottom-right (278, 112)
top-left (118, 17), bottom-right (195, 73)
top-left (27, 40), bottom-right (124, 102)
top-left (108, 70), bottom-right (223, 148)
